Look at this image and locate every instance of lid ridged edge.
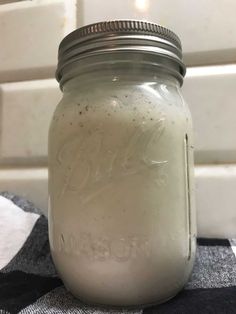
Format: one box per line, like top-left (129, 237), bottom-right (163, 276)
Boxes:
top-left (59, 20), bottom-right (182, 52)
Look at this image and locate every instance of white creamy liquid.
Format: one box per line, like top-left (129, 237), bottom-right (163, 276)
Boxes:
top-left (48, 79), bottom-right (196, 306)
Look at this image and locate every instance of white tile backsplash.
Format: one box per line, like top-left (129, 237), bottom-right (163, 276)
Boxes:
top-left (0, 79), bottom-right (61, 163)
top-left (0, 0), bottom-right (76, 82)
top-left (183, 66), bottom-right (236, 163)
top-left (77, 0), bottom-right (236, 66)
top-left (195, 165), bottom-right (236, 238)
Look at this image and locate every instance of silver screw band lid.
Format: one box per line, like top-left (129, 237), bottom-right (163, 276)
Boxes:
top-left (56, 20), bottom-right (185, 84)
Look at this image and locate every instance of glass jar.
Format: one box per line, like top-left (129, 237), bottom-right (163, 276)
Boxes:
top-left (49, 20), bottom-right (196, 307)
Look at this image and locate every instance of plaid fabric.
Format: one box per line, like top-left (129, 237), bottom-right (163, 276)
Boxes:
top-left (0, 192), bottom-right (236, 314)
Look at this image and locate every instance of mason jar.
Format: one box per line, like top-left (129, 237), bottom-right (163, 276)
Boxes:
top-left (48, 20), bottom-right (196, 307)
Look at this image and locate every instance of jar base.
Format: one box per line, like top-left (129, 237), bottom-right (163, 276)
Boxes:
top-left (64, 282), bottom-right (183, 310)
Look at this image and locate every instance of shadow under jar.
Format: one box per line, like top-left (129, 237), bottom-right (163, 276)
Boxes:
top-left (48, 20), bottom-right (196, 307)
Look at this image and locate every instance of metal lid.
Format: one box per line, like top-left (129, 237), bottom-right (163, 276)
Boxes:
top-left (56, 20), bottom-right (185, 85)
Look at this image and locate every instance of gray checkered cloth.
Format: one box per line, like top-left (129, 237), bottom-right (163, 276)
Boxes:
top-left (0, 192), bottom-right (236, 314)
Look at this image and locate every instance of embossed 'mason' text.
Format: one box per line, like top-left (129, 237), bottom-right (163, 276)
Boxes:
top-left (57, 233), bottom-right (151, 262)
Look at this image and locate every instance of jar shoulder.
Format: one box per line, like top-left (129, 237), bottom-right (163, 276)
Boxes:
top-left (57, 81), bottom-right (190, 116)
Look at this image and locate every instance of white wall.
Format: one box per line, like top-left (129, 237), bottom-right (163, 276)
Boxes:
top-left (0, 0), bottom-right (236, 237)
